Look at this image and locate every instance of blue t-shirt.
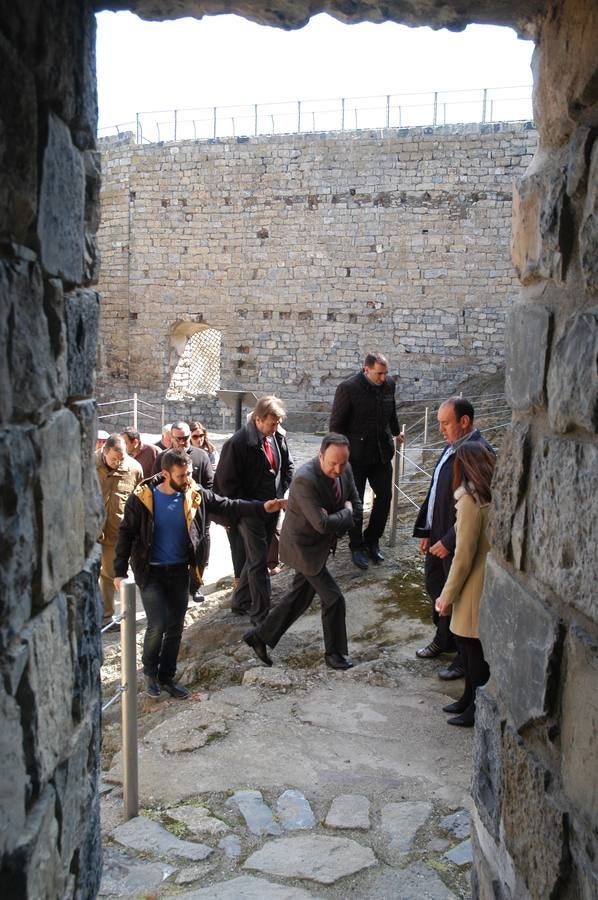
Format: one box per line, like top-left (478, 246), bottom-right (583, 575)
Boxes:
top-left (150, 487), bottom-right (189, 565)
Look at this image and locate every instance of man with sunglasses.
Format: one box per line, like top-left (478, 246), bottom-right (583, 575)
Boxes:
top-left (153, 421), bottom-right (214, 601)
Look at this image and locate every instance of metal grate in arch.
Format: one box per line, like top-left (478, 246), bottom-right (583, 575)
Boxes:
top-left (166, 327), bottom-right (222, 400)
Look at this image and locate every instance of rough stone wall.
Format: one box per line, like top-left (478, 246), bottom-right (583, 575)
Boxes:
top-left (472, 1), bottom-right (598, 897)
top-left (0, 2), bottom-right (104, 896)
top-left (96, 123), bottom-right (536, 423)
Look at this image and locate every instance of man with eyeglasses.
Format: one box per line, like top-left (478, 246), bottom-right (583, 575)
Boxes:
top-left (153, 421), bottom-right (214, 601)
top-left (215, 396), bottom-right (294, 625)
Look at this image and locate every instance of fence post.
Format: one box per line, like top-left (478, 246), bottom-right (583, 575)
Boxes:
top-left (482, 88), bottom-right (488, 123)
top-left (297, 100), bottom-right (301, 133)
top-left (341, 97), bottom-right (345, 131)
top-left (133, 393), bottom-right (138, 430)
top-left (136, 112), bottom-right (141, 145)
top-left (433, 92), bottom-right (438, 126)
top-left (120, 580), bottom-right (139, 821)
top-left (254, 103), bottom-right (258, 136)
top-left (174, 108), bottom-right (178, 141)
top-left (388, 438), bottom-right (399, 547)
top-left (386, 94), bottom-right (390, 129)
top-left (423, 407), bottom-right (429, 446)
top-left (213, 106), bottom-right (217, 139)
top-left (399, 424), bottom-right (406, 480)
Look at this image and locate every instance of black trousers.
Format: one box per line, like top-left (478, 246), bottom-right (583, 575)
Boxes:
top-left (256, 565), bottom-right (348, 657)
top-left (140, 564), bottom-right (189, 682)
top-left (424, 551), bottom-right (457, 653)
top-left (349, 460), bottom-right (393, 549)
top-left (234, 514), bottom-right (278, 624)
top-left (453, 635), bottom-right (490, 710)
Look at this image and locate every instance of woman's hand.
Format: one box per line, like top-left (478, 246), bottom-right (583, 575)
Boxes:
top-left (435, 594), bottom-right (451, 616)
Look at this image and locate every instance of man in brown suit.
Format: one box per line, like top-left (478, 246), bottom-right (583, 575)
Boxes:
top-left (244, 433), bottom-right (361, 670)
top-left (95, 434), bottom-right (143, 629)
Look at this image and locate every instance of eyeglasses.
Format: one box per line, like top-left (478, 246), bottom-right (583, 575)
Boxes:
top-left (191, 432), bottom-right (205, 439)
top-left (172, 434), bottom-right (190, 443)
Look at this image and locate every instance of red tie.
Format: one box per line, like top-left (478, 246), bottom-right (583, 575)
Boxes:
top-left (264, 438), bottom-right (277, 472)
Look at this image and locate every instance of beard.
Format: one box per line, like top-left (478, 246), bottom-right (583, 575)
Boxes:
top-left (168, 476), bottom-right (187, 493)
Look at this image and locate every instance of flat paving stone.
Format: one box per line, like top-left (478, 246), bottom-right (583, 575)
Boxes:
top-left (142, 707), bottom-right (228, 753)
top-left (99, 847), bottom-right (176, 897)
top-left (174, 861), bottom-right (219, 885)
top-left (439, 809), bottom-right (471, 839)
top-left (218, 834), bottom-right (242, 859)
top-left (243, 668), bottom-right (293, 688)
top-left (444, 838), bottom-right (473, 866)
top-left (325, 793), bottom-right (370, 829)
top-left (364, 861), bottom-right (457, 899)
top-left (166, 805), bottom-right (230, 836)
top-left (112, 816), bottom-right (214, 860)
top-left (277, 789), bottom-right (316, 830)
top-left (380, 801), bottom-right (432, 853)
top-left (177, 874), bottom-right (324, 899)
top-left (226, 789), bottom-right (282, 836)
top-left (243, 834), bottom-right (377, 884)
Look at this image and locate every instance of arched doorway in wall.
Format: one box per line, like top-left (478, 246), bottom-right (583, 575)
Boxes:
top-left (166, 320), bottom-right (222, 400)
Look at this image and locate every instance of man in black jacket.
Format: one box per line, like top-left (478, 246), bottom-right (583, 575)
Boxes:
top-left (413, 397), bottom-right (493, 680)
top-left (329, 352), bottom-right (401, 569)
top-left (215, 396), bottom-right (294, 624)
top-left (114, 448), bottom-right (286, 699)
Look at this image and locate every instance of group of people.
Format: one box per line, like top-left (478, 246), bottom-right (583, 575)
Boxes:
top-left (96, 353), bottom-right (495, 725)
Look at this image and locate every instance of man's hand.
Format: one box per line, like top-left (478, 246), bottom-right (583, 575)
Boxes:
top-left (113, 576), bottom-right (124, 591)
top-left (344, 500), bottom-right (353, 512)
top-left (395, 433), bottom-right (405, 446)
top-left (429, 540), bottom-right (450, 558)
top-left (435, 594), bottom-right (451, 616)
top-left (419, 537), bottom-right (429, 554)
top-left (264, 498), bottom-right (288, 513)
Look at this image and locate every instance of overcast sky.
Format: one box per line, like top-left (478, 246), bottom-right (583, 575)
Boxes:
top-left (96, 12), bottom-right (534, 133)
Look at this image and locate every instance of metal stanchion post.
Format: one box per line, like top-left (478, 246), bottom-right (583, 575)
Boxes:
top-left (423, 407), bottom-right (429, 447)
top-left (120, 579), bottom-right (139, 820)
top-left (133, 393), bottom-right (138, 430)
top-left (388, 437), bottom-right (399, 547)
top-left (399, 424), bottom-right (406, 479)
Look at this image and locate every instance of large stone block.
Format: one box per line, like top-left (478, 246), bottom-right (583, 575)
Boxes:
top-left (490, 423), bottom-right (531, 567)
top-left (527, 437), bottom-right (598, 620)
top-left (511, 163), bottom-right (566, 285)
top-left (19, 594), bottom-right (75, 793)
top-left (64, 548), bottom-right (102, 723)
top-left (504, 304), bottom-right (552, 412)
top-left (0, 683), bottom-right (28, 857)
top-left (472, 689), bottom-right (503, 842)
top-left (501, 727), bottom-right (568, 899)
top-left (54, 719), bottom-right (98, 874)
top-left (547, 307), bottom-right (598, 434)
top-left (0, 32), bottom-right (37, 241)
top-left (0, 785), bottom-right (63, 899)
top-left (0, 259), bottom-right (64, 425)
top-left (580, 139), bottom-right (598, 291)
top-left (560, 625), bottom-right (598, 823)
top-left (65, 289), bottom-right (100, 399)
top-left (0, 428), bottom-right (37, 645)
top-left (36, 409), bottom-right (85, 601)
top-left (69, 400), bottom-right (103, 554)
top-left (37, 113), bottom-right (85, 283)
top-left (480, 557), bottom-right (561, 730)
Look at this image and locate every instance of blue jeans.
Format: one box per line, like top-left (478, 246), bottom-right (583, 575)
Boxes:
top-left (140, 564), bottom-right (189, 682)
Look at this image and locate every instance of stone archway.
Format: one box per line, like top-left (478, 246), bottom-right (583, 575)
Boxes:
top-left (0, 2), bottom-right (596, 897)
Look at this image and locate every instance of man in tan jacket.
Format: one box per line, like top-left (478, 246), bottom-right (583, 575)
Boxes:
top-left (95, 434), bottom-right (143, 629)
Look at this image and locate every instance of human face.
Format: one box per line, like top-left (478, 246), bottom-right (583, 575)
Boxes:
top-left (171, 426), bottom-right (191, 448)
top-left (103, 447), bottom-right (124, 470)
top-left (364, 362), bottom-right (388, 385)
top-left (437, 403), bottom-right (472, 445)
top-left (255, 414), bottom-right (281, 437)
top-left (122, 434), bottom-right (138, 456)
top-left (165, 463), bottom-right (193, 493)
top-left (319, 444), bottom-right (350, 479)
top-left (190, 428), bottom-right (206, 448)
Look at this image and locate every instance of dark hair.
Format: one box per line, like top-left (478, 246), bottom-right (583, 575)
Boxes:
top-left (161, 448), bottom-right (192, 472)
top-left (252, 395), bottom-right (286, 422)
top-left (452, 442), bottom-right (496, 504)
top-left (189, 420), bottom-right (215, 453)
top-left (122, 427), bottom-right (140, 442)
top-left (319, 432), bottom-right (350, 454)
top-left (444, 396), bottom-right (475, 423)
top-left (364, 352), bottom-right (388, 369)
top-left (104, 434), bottom-right (126, 453)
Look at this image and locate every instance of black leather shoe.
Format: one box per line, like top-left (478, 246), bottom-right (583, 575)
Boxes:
top-left (190, 590), bottom-right (205, 603)
top-left (447, 710), bottom-right (475, 727)
top-left (438, 664), bottom-right (465, 680)
top-left (145, 677), bottom-right (161, 698)
top-left (325, 653), bottom-right (354, 670)
top-left (351, 549), bottom-right (369, 570)
top-left (367, 544), bottom-right (385, 563)
top-left (415, 641), bottom-right (444, 659)
top-left (160, 680), bottom-right (190, 699)
top-left (231, 604), bottom-right (250, 616)
top-left (442, 699), bottom-right (469, 714)
top-left (244, 630), bottom-right (273, 666)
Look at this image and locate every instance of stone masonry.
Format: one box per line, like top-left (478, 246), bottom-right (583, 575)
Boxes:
top-left (96, 123), bottom-right (536, 422)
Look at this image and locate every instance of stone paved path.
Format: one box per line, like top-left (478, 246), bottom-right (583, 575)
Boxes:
top-left (99, 432), bottom-right (474, 898)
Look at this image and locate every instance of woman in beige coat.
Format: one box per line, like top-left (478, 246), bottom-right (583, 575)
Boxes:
top-left (435, 442), bottom-right (496, 727)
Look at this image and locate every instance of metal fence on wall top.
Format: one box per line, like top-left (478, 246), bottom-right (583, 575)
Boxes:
top-left (98, 84), bottom-right (533, 145)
